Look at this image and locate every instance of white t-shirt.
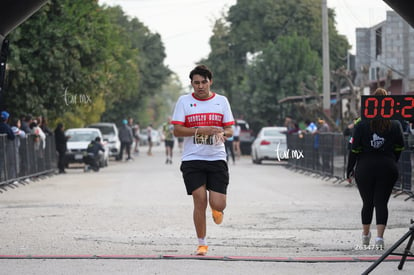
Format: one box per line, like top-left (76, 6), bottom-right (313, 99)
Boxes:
top-left (171, 92), bottom-right (234, 161)
top-left (233, 125), bottom-right (241, 137)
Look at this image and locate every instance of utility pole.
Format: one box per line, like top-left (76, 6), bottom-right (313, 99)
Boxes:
top-left (322, 0), bottom-right (330, 116)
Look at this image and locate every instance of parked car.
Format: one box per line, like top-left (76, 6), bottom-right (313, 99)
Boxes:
top-left (236, 119), bottom-right (255, 155)
top-left (65, 128), bottom-right (109, 168)
top-left (139, 129), bottom-right (162, 146)
top-left (251, 126), bottom-right (288, 164)
top-left (86, 122), bottom-right (120, 158)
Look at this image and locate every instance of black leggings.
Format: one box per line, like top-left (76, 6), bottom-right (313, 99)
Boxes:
top-left (355, 156), bottom-right (399, 225)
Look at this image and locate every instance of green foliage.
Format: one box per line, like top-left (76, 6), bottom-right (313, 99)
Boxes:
top-left (4, 0), bottom-right (171, 129)
top-left (6, 0), bottom-right (110, 121)
top-left (99, 7), bottom-right (172, 126)
top-left (246, 35), bottom-right (321, 130)
top-left (203, 0), bottom-right (350, 133)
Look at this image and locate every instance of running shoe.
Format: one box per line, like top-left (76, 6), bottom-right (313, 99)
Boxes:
top-left (212, 209), bottom-right (223, 225)
top-left (362, 232), bottom-right (371, 246)
top-left (375, 238), bottom-right (384, 250)
top-left (196, 245), bottom-right (208, 256)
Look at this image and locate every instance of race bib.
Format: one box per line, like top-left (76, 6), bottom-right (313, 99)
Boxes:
top-left (193, 134), bottom-right (214, 145)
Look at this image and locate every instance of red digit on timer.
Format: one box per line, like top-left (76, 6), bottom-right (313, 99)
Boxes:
top-left (364, 97), bottom-right (378, 118)
top-left (380, 97), bottom-right (394, 118)
top-left (401, 97), bottom-right (414, 118)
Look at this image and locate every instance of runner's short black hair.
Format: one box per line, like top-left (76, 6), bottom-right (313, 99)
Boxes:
top-left (189, 65), bottom-right (213, 81)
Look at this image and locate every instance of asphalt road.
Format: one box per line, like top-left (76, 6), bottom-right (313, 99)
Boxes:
top-left (0, 145), bottom-right (413, 275)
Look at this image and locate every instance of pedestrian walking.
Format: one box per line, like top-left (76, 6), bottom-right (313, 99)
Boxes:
top-left (162, 117), bottom-right (174, 164)
top-left (147, 124), bottom-right (154, 156)
top-left (171, 65), bottom-right (235, 256)
top-left (346, 88), bottom-right (405, 250)
top-left (118, 119), bottom-right (134, 161)
top-left (232, 120), bottom-right (241, 159)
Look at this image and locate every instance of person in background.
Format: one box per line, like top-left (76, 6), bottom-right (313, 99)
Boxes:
top-left (171, 65), bottom-right (235, 256)
top-left (316, 119), bottom-right (330, 171)
top-left (317, 119), bottom-right (329, 133)
top-left (39, 116), bottom-right (53, 136)
top-left (225, 125), bottom-right (235, 164)
top-left (130, 119), bottom-right (140, 154)
top-left (0, 111), bottom-right (15, 180)
top-left (11, 117), bottom-right (26, 177)
top-left (287, 122), bottom-right (300, 134)
top-left (0, 111), bottom-right (15, 140)
top-left (147, 124), bottom-right (154, 156)
top-left (84, 137), bottom-right (105, 172)
top-left (11, 117), bottom-right (26, 143)
top-left (304, 119), bottom-right (319, 169)
top-left (30, 121), bottom-right (46, 150)
top-left (305, 119), bottom-right (317, 134)
top-left (54, 123), bottom-right (69, 174)
top-left (20, 114), bottom-right (32, 134)
top-left (162, 117), bottom-right (175, 164)
top-left (347, 88), bottom-right (405, 250)
top-left (232, 120), bottom-right (241, 159)
top-left (177, 136), bottom-right (184, 152)
top-left (284, 115), bottom-right (296, 133)
top-left (118, 119), bottom-right (134, 161)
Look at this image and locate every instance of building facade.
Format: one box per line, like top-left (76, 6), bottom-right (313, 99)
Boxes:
top-left (355, 10), bottom-right (414, 94)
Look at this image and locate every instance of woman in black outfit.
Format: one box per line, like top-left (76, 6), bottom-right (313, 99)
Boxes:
top-left (347, 88), bottom-right (405, 249)
top-left (54, 123), bottom-right (69, 174)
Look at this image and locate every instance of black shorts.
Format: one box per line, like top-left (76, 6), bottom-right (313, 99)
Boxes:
top-left (165, 140), bottom-right (174, 148)
top-left (180, 160), bottom-right (229, 195)
top-left (233, 136), bottom-right (240, 142)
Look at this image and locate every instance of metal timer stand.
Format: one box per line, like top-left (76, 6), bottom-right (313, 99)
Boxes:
top-left (362, 219), bottom-right (414, 274)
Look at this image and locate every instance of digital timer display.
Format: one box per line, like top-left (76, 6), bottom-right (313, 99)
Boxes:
top-left (361, 95), bottom-right (414, 120)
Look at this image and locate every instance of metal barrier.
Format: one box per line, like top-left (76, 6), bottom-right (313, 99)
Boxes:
top-left (394, 134), bottom-right (414, 201)
top-left (286, 133), bottom-right (346, 178)
top-left (287, 132), bottom-right (414, 200)
top-left (0, 134), bottom-right (57, 186)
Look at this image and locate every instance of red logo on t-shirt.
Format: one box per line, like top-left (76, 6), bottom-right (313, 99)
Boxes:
top-left (185, 113), bottom-right (224, 128)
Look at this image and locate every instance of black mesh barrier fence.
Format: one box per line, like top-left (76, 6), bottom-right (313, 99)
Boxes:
top-left (287, 132), bottom-right (413, 200)
top-left (394, 134), bottom-right (414, 201)
top-left (0, 134), bottom-right (57, 186)
top-left (287, 133), bottom-right (341, 178)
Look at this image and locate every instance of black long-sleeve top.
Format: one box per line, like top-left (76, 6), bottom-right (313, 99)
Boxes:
top-left (346, 120), bottom-right (405, 178)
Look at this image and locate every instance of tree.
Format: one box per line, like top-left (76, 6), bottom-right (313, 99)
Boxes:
top-left (100, 7), bottom-right (171, 126)
top-left (4, 0), bottom-right (171, 129)
top-left (245, 35), bottom-right (321, 130)
top-left (202, 0), bottom-right (350, 131)
top-left (6, 0), bottom-right (114, 123)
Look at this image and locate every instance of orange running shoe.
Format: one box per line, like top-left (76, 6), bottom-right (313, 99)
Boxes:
top-left (212, 209), bottom-right (223, 225)
top-left (196, 245), bottom-right (208, 256)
